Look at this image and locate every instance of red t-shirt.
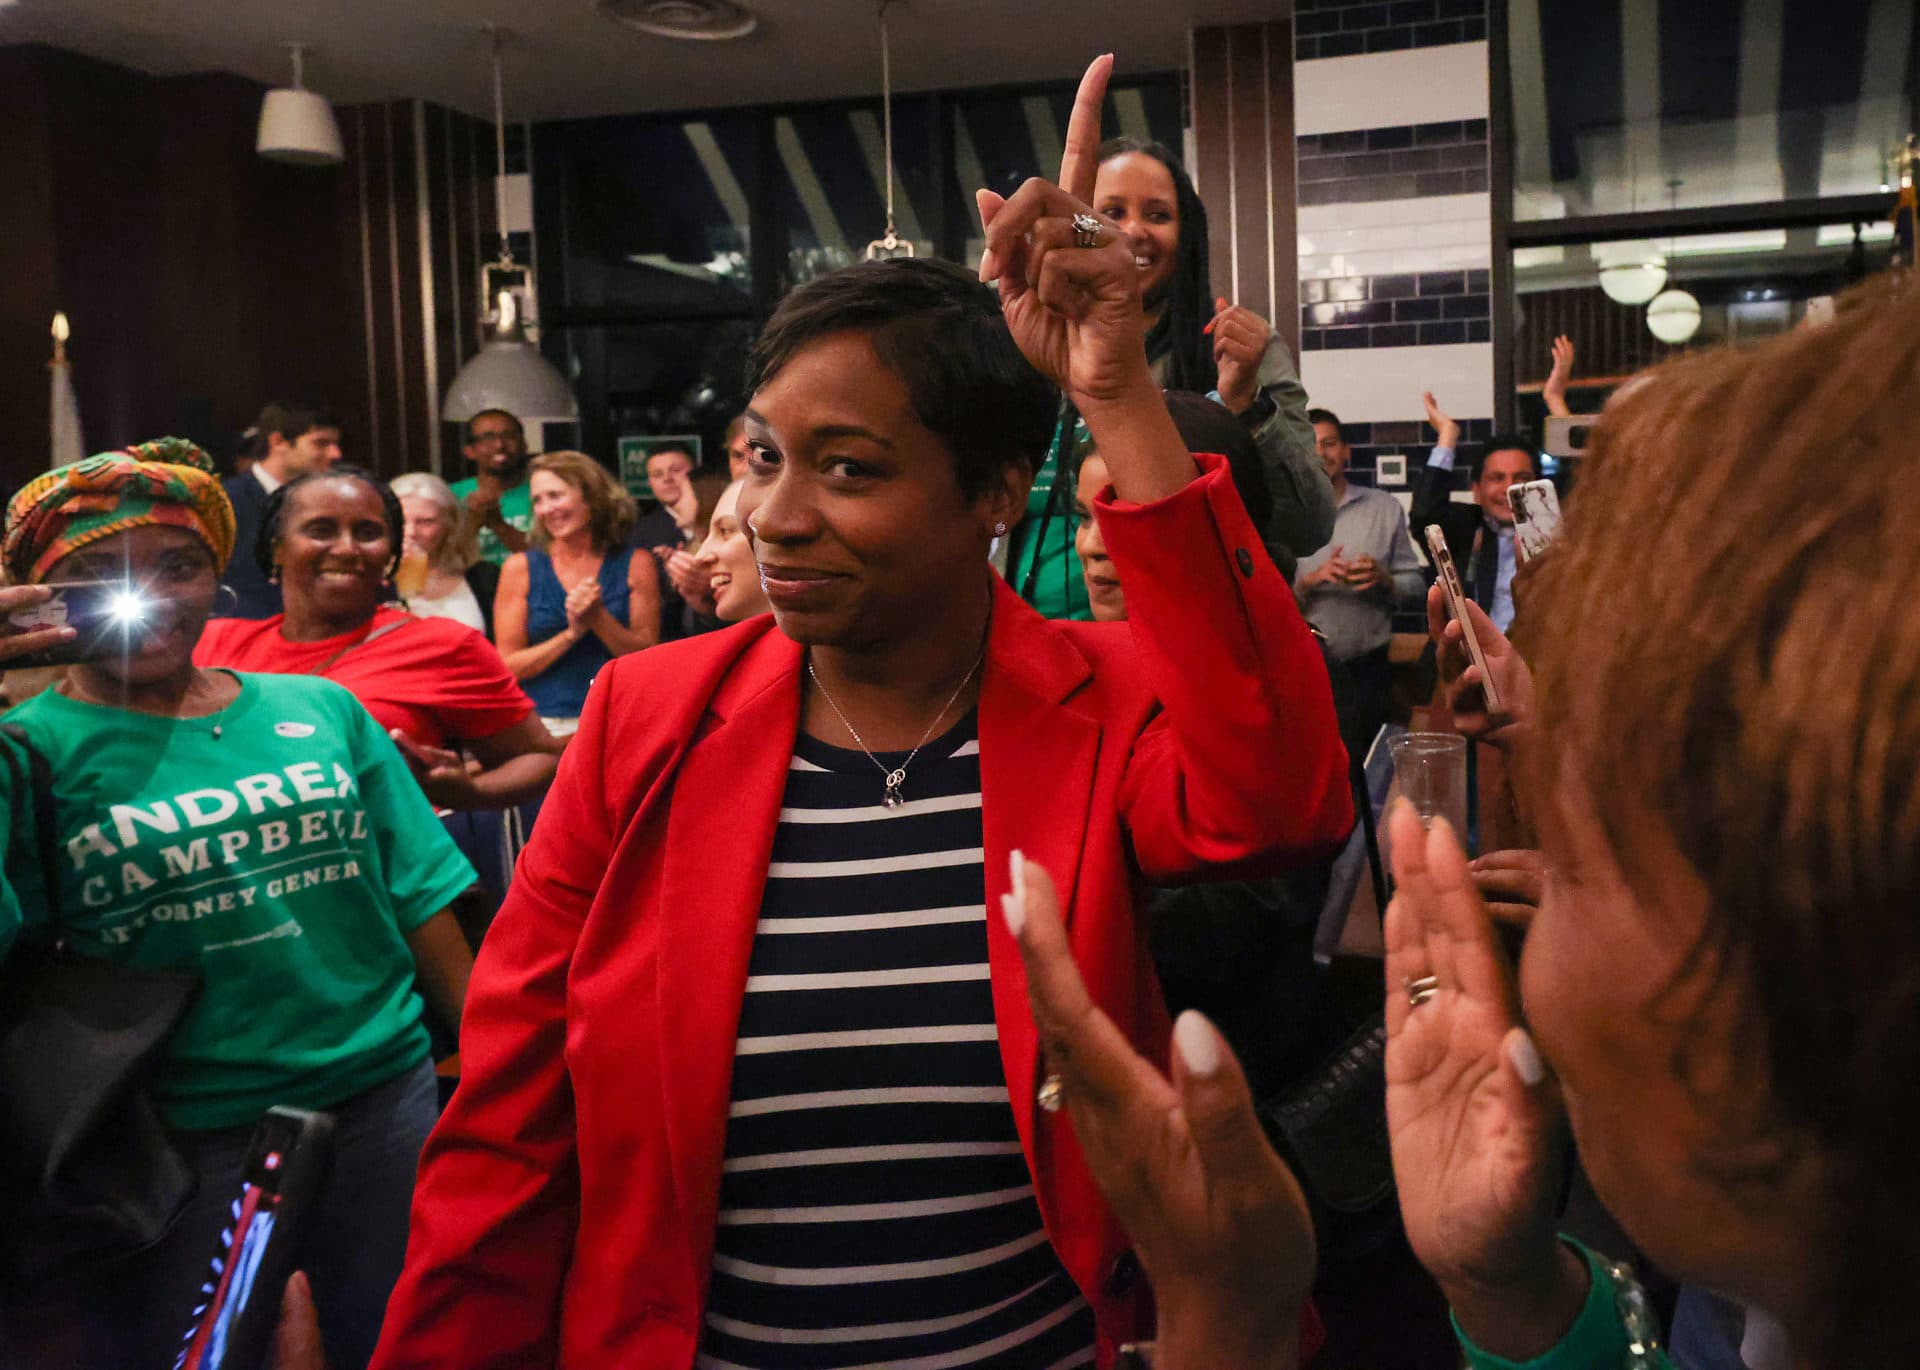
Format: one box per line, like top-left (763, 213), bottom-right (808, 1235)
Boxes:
top-left (196, 606), bottom-right (534, 749)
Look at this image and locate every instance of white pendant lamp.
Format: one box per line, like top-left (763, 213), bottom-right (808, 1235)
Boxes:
top-left (1645, 288), bottom-right (1702, 344)
top-left (442, 30), bottom-right (579, 425)
top-left (256, 45), bottom-right (344, 166)
top-left (1595, 240), bottom-right (1667, 305)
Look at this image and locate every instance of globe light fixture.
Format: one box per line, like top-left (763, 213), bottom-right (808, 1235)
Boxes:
top-left (1646, 288), bottom-right (1702, 345)
top-left (1595, 240), bottom-right (1667, 305)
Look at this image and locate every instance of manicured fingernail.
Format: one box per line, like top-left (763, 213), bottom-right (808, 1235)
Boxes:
top-left (1174, 1011), bottom-right (1223, 1077)
top-left (1009, 848), bottom-right (1027, 908)
top-left (999, 892), bottom-right (1024, 938)
top-left (1506, 1028), bottom-right (1546, 1086)
top-left (978, 247), bottom-right (998, 282)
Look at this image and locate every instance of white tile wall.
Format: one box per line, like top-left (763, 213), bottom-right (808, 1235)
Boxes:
top-left (1301, 343), bottom-right (1494, 424)
top-left (1297, 194), bottom-right (1492, 279)
top-left (1295, 42), bottom-right (1490, 137)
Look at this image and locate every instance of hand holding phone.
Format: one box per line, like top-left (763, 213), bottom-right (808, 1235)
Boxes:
top-left (175, 1107), bottom-right (334, 1370)
top-left (1424, 525), bottom-right (1502, 715)
top-left (2, 580), bottom-right (151, 668)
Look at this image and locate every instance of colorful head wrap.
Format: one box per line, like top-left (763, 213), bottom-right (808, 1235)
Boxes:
top-left (4, 438), bottom-right (236, 584)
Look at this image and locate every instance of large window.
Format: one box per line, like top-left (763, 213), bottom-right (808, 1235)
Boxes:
top-left (533, 76), bottom-right (1183, 464)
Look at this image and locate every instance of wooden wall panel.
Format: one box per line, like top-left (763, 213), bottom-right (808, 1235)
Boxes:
top-left (1189, 20), bottom-right (1300, 355)
top-left (0, 47), bottom-right (493, 501)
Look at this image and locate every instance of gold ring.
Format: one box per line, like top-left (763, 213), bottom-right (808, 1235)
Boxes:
top-left (1037, 1074), bottom-right (1066, 1113)
top-left (1406, 974), bottom-right (1440, 1008)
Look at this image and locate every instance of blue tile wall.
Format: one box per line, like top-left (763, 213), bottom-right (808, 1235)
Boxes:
top-left (1296, 119), bottom-right (1489, 206)
top-left (1300, 269), bottom-right (1491, 349)
top-left (1295, 0), bottom-right (1488, 61)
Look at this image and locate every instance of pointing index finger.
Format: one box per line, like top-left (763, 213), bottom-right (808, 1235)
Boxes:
top-left (1058, 53), bottom-right (1113, 205)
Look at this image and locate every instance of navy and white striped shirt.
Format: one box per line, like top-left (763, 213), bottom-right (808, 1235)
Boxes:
top-left (698, 715), bottom-right (1096, 1369)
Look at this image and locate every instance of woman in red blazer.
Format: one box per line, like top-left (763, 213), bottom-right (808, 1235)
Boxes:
top-left (373, 57), bottom-right (1348, 1370)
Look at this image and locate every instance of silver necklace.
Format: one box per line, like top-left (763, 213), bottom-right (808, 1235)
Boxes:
top-left (807, 647), bottom-right (986, 808)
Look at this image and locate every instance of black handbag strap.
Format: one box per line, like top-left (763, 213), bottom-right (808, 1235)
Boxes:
top-left (0, 721), bottom-right (63, 929)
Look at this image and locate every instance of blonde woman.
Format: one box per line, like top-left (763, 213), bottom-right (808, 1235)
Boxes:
top-left (390, 472), bottom-right (497, 638)
top-left (494, 452), bottom-right (660, 731)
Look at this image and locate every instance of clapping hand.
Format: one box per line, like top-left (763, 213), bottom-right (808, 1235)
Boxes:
top-left (1422, 391), bottom-right (1461, 449)
top-left (1210, 298), bottom-right (1274, 413)
top-left (1426, 583), bottom-right (1533, 748)
top-left (1542, 335), bottom-right (1576, 418)
top-left (1004, 852), bottom-right (1311, 1370)
top-left (563, 578), bottom-right (603, 633)
top-left (1383, 803), bottom-right (1588, 1357)
top-left (656, 545), bottom-right (713, 613)
top-left (1300, 546), bottom-right (1350, 590)
top-left (1343, 554), bottom-right (1389, 593)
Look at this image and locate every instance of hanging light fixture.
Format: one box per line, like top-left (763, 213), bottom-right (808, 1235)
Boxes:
top-left (1642, 179), bottom-right (1700, 345)
top-left (864, 1), bottom-right (914, 261)
top-left (256, 44), bottom-right (344, 165)
top-left (443, 28), bottom-right (580, 426)
top-left (1646, 288), bottom-right (1702, 344)
top-left (1595, 240), bottom-right (1666, 305)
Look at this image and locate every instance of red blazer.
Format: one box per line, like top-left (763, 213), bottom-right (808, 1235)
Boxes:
top-left (372, 456), bottom-right (1351, 1369)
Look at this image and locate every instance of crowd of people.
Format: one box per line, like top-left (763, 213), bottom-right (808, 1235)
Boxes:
top-left (2, 50), bottom-right (1916, 1370)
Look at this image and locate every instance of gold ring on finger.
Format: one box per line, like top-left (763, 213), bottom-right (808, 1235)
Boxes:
top-left (1037, 1073), bottom-right (1066, 1112)
top-left (1406, 974), bottom-right (1440, 1008)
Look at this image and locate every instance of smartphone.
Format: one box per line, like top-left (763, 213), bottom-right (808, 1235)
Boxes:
top-left (173, 1107), bottom-right (335, 1370)
top-left (1542, 414), bottom-right (1599, 459)
top-left (3, 579), bottom-right (155, 668)
top-left (1423, 524), bottom-right (1502, 714)
top-left (1508, 479), bottom-right (1563, 563)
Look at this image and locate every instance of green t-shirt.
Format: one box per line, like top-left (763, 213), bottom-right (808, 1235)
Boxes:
top-left (449, 475), bottom-right (533, 566)
top-left (1008, 411), bottom-right (1093, 622)
top-left (0, 673), bottom-right (476, 1130)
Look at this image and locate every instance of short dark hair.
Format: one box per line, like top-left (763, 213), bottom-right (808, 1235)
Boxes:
top-left (1472, 433), bottom-right (1538, 481)
top-left (747, 258), bottom-right (1058, 501)
top-left (255, 464), bottom-right (404, 578)
top-left (463, 409), bottom-right (524, 444)
top-left (1306, 408), bottom-right (1345, 439)
top-left (255, 402), bottom-right (336, 446)
top-left (1161, 393), bottom-right (1273, 542)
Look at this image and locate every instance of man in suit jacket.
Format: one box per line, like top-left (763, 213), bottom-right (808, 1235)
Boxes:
top-left (1410, 392), bottom-right (1536, 632)
top-left (219, 402), bottom-right (342, 618)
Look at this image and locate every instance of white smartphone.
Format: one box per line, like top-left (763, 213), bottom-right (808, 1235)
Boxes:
top-left (1424, 523), bottom-right (1502, 714)
top-left (1509, 479), bottom-right (1562, 563)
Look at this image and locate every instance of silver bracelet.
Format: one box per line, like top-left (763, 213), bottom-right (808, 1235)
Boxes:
top-left (1600, 1258), bottom-right (1663, 1367)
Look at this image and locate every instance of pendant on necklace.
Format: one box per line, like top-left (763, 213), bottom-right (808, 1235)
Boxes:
top-left (883, 768), bottom-right (908, 808)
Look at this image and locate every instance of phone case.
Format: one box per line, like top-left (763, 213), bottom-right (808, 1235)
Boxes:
top-left (1509, 480), bottom-right (1563, 563)
top-left (1423, 524), bottom-right (1502, 714)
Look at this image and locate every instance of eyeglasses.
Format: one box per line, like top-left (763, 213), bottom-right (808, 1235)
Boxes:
top-left (469, 431), bottom-right (518, 447)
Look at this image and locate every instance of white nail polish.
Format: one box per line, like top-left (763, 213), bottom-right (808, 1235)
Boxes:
top-left (1009, 848), bottom-right (1027, 910)
top-left (999, 891), bottom-right (1024, 938)
top-left (1506, 1028), bottom-right (1546, 1087)
top-left (1174, 1011), bottom-right (1223, 1078)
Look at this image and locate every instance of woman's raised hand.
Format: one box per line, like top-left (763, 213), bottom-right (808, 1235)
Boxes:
top-left (977, 55), bottom-right (1149, 410)
top-left (1383, 803), bottom-right (1587, 1356)
top-left (1210, 298), bottom-right (1274, 414)
top-left (1004, 852), bottom-right (1311, 1370)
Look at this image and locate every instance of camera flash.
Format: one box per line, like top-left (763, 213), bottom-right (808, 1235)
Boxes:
top-left (107, 589), bottom-right (151, 624)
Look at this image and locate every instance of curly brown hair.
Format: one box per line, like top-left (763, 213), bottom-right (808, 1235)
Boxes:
top-left (527, 451), bottom-right (637, 554)
top-left (1523, 277), bottom-right (1920, 1364)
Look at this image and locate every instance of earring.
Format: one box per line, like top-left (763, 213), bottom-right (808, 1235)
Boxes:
top-left (269, 564), bottom-right (281, 585)
top-left (993, 521), bottom-right (1007, 537)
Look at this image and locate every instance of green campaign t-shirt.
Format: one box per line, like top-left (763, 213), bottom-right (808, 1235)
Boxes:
top-left (0, 673), bottom-right (476, 1130)
top-left (449, 475), bottom-right (533, 566)
top-left (1007, 409), bottom-right (1093, 622)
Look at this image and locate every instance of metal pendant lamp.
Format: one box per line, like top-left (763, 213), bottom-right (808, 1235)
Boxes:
top-left (442, 29), bottom-right (579, 425)
top-left (863, 1), bottom-right (914, 261)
